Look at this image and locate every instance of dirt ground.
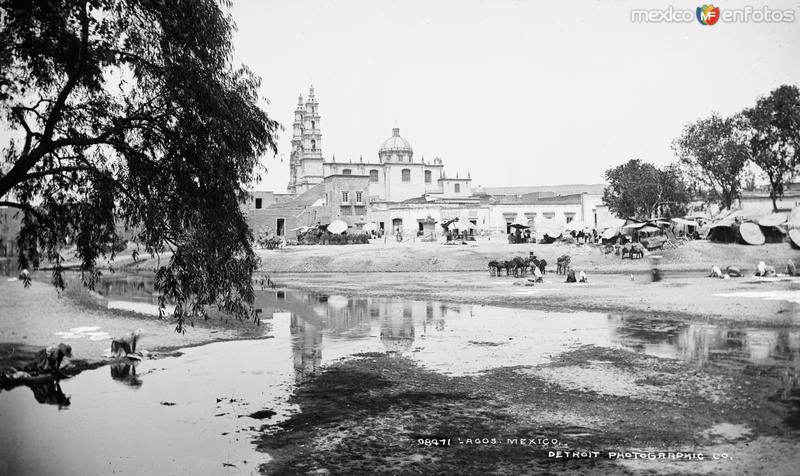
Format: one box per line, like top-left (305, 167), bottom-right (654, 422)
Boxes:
top-left (257, 348), bottom-right (800, 475)
top-left (253, 238), bottom-right (800, 274)
top-left (252, 239), bottom-right (800, 475)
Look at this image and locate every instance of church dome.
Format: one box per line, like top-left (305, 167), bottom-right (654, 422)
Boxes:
top-left (379, 127), bottom-right (413, 158)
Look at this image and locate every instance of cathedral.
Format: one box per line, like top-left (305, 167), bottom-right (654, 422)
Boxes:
top-left (287, 86), bottom-right (472, 203)
top-left (243, 86), bottom-right (608, 239)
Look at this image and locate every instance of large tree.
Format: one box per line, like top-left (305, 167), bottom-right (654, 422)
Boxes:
top-left (743, 84), bottom-right (800, 212)
top-left (0, 0), bottom-right (278, 331)
top-left (603, 159), bottom-right (689, 220)
top-left (673, 112), bottom-right (750, 210)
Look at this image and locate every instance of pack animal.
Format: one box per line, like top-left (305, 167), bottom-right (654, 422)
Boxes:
top-left (556, 255), bottom-right (571, 274)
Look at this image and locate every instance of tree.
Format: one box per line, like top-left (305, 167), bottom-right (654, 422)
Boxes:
top-left (743, 84), bottom-right (800, 212)
top-left (673, 112), bottom-right (750, 210)
top-left (0, 0), bottom-right (278, 332)
top-left (603, 159), bottom-right (690, 220)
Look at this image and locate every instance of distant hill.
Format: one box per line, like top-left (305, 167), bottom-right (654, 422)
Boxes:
top-left (478, 184), bottom-right (606, 196)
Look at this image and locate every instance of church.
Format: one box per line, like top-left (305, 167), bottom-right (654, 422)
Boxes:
top-left (244, 86), bottom-right (610, 239)
top-left (287, 86), bottom-right (472, 203)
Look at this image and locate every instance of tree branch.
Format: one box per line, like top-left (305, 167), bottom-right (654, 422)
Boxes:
top-left (23, 165), bottom-right (97, 181)
top-left (41, 1), bottom-right (90, 143)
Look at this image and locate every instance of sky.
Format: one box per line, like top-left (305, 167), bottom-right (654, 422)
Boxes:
top-left (230, 0), bottom-right (800, 193)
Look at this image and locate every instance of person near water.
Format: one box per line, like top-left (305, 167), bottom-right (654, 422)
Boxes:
top-left (111, 329), bottom-right (143, 357)
top-left (29, 343), bottom-right (72, 374)
top-left (533, 264), bottom-right (543, 283)
top-left (725, 266), bottom-right (743, 278)
top-left (709, 266), bottom-right (724, 278)
top-left (787, 260), bottom-right (798, 276)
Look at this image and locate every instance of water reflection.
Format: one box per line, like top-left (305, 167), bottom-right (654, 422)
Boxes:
top-left (3, 284), bottom-right (800, 474)
top-left (608, 314), bottom-right (800, 369)
top-left (110, 362), bottom-right (143, 388)
top-left (28, 380), bottom-right (71, 408)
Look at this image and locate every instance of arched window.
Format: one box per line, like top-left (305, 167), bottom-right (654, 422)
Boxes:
top-left (311, 120), bottom-right (315, 130)
top-left (342, 169), bottom-right (352, 175)
top-left (454, 183), bottom-right (461, 193)
top-left (369, 170), bottom-right (379, 182)
top-left (424, 170), bottom-right (432, 183)
top-left (401, 169), bottom-right (411, 182)
top-left (310, 139), bottom-right (316, 150)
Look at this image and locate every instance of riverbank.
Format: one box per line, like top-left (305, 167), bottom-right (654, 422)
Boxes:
top-left (0, 279), bottom-right (268, 386)
top-left (255, 239), bottom-right (800, 274)
top-left (270, 271), bottom-right (800, 326)
top-left (53, 238), bottom-right (800, 275)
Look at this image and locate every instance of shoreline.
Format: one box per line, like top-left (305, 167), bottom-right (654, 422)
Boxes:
top-left (0, 279), bottom-right (269, 389)
top-left (268, 270), bottom-right (800, 327)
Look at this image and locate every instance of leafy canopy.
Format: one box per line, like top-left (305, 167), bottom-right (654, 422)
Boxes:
top-left (603, 159), bottom-right (689, 220)
top-left (0, 0), bottom-right (278, 332)
top-left (743, 84), bottom-right (800, 212)
top-left (673, 112), bottom-right (750, 210)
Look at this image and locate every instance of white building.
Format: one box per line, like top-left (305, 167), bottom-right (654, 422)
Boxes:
top-left (258, 85), bottom-right (612, 239)
top-left (287, 86), bottom-right (471, 202)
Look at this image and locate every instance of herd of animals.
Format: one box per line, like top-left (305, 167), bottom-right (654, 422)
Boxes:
top-left (488, 254), bottom-right (574, 277)
top-left (488, 241), bottom-right (648, 279)
top-left (488, 254), bottom-right (590, 283)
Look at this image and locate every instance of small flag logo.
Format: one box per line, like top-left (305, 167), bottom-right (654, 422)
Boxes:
top-left (696, 4), bottom-right (721, 25)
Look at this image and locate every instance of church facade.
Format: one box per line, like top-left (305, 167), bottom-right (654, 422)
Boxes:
top-left (287, 86), bottom-right (471, 203)
top-left (245, 86), bottom-right (611, 239)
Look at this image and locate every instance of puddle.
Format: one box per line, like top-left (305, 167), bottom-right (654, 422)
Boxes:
top-left (714, 290), bottom-right (800, 304)
top-left (0, 336), bottom-right (298, 475)
top-left (2, 276), bottom-right (799, 474)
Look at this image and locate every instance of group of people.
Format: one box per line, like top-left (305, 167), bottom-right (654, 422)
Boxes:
top-left (565, 269), bottom-right (589, 283)
top-left (569, 229), bottom-right (599, 245)
top-left (2, 329), bottom-right (144, 385)
top-left (708, 260), bottom-right (798, 279)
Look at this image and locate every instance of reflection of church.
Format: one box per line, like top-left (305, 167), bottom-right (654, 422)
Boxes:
top-left (290, 311), bottom-right (322, 382)
top-left (380, 302), bottom-right (416, 354)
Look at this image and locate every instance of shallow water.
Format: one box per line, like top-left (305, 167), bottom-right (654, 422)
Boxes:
top-left (1, 279), bottom-right (799, 474)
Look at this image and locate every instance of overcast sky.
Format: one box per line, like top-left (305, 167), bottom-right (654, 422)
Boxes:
top-left (231, 0), bottom-right (800, 193)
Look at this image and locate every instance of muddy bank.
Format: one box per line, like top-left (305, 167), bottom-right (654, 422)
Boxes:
top-left (0, 278), bottom-right (269, 388)
top-left (271, 271), bottom-right (800, 326)
top-left (256, 347), bottom-right (800, 475)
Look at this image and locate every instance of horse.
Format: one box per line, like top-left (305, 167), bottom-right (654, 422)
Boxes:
top-left (511, 257), bottom-right (528, 277)
top-left (629, 243), bottom-right (645, 259)
top-left (488, 260), bottom-right (501, 276)
top-left (556, 255), bottom-right (571, 275)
